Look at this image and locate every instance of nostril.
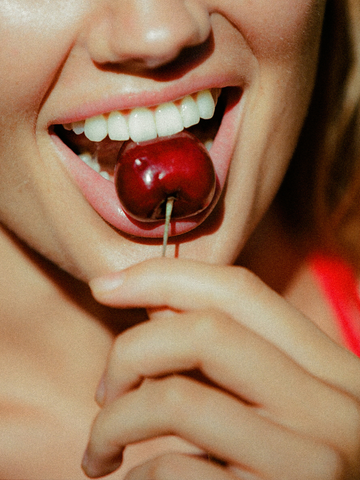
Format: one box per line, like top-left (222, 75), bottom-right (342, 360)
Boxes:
top-left (84, 0), bottom-right (212, 70)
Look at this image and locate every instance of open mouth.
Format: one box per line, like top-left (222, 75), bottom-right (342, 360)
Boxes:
top-left (51, 87), bottom-right (237, 238)
top-left (54, 88), bottom-right (225, 182)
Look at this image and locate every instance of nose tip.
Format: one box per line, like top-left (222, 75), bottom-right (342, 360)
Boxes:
top-left (85, 0), bottom-right (211, 69)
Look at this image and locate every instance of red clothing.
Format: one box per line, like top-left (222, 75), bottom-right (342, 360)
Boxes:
top-left (309, 253), bottom-right (360, 357)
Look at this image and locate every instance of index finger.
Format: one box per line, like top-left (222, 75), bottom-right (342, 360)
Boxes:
top-left (90, 257), bottom-right (360, 398)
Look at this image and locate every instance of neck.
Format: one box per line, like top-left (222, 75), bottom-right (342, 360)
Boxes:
top-left (0, 224), bottom-right (146, 402)
top-left (237, 202), bottom-right (308, 294)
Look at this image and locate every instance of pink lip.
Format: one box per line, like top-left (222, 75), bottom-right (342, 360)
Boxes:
top-left (51, 88), bottom-right (242, 239)
top-left (50, 76), bottom-right (236, 126)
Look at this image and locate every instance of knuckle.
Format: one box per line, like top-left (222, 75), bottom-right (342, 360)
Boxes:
top-left (231, 265), bottom-right (270, 301)
top-left (232, 265), bottom-right (261, 289)
top-left (294, 443), bottom-right (340, 480)
top-left (310, 443), bottom-right (347, 480)
top-left (146, 453), bottom-right (183, 480)
top-left (160, 375), bottom-right (191, 412)
top-left (109, 335), bottom-right (140, 383)
top-left (191, 308), bottom-right (228, 345)
top-left (141, 375), bottom-right (192, 418)
top-left (111, 329), bottom-right (138, 370)
top-left (112, 335), bottom-right (128, 364)
top-left (321, 447), bottom-right (347, 480)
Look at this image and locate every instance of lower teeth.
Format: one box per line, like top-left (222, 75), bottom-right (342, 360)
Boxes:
top-left (204, 140), bottom-right (213, 151)
top-left (100, 171), bottom-right (111, 180)
top-left (78, 152), bottom-right (100, 172)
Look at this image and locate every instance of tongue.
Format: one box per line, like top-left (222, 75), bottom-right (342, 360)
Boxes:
top-left (114, 131), bottom-right (216, 222)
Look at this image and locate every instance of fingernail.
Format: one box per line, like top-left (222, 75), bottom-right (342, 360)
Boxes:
top-left (82, 447), bottom-right (123, 478)
top-left (81, 448), bottom-right (101, 478)
top-left (90, 271), bottom-right (126, 296)
top-left (81, 448), bottom-right (90, 474)
top-left (95, 374), bottom-right (106, 406)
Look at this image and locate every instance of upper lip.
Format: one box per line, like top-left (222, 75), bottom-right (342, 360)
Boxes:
top-left (58, 88), bottom-right (220, 144)
top-left (47, 76), bottom-right (237, 128)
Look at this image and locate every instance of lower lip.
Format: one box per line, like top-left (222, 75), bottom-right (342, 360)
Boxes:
top-left (51, 90), bottom-right (242, 239)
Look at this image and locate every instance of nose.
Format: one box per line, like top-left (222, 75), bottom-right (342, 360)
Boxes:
top-left (85, 0), bottom-right (211, 69)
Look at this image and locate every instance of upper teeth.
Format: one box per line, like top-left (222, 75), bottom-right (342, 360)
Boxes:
top-left (63, 89), bottom-right (218, 144)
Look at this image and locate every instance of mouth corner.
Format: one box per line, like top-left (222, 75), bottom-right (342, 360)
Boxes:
top-left (50, 87), bottom-right (237, 240)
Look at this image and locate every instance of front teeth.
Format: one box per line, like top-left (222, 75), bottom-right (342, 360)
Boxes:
top-left (65, 89), bottom-right (217, 144)
top-left (155, 102), bottom-right (183, 138)
top-left (180, 95), bottom-right (200, 128)
top-left (108, 111), bottom-right (129, 141)
top-left (128, 107), bottom-right (158, 142)
top-left (84, 115), bottom-right (108, 142)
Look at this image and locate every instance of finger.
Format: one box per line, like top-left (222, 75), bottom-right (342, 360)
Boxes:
top-left (98, 308), bottom-right (360, 463)
top-left (83, 375), bottom-right (339, 479)
top-left (125, 453), bottom-right (249, 480)
top-left (99, 309), bottom-right (308, 406)
top-left (99, 308), bottom-right (322, 413)
top-left (90, 258), bottom-right (360, 399)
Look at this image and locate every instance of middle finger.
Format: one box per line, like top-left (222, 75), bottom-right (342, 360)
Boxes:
top-left (84, 374), bottom-right (337, 479)
top-left (98, 309), bottom-right (355, 452)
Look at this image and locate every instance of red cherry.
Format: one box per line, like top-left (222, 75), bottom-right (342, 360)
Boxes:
top-left (115, 131), bottom-right (216, 222)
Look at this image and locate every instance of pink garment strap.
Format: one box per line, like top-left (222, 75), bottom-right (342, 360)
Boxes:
top-left (309, 253), bottom-right (360, 357)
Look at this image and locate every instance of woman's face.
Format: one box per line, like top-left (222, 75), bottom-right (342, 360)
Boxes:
top-left (0, 0), bottom-right (326, 280)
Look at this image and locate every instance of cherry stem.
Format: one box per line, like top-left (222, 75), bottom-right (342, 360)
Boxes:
top-left (162, 197), bottom-right (175, 257)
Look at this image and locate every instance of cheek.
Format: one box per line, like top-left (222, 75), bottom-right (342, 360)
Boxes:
top-left (0, 1), bottom-right (87, 114)
top-left (216, 0), bottom-right (326, 60)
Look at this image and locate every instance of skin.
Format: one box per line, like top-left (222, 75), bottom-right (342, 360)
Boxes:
top-left (1, 0), bottom-right (360, 479)
top-left (0, 0), bottom-right (325, 276)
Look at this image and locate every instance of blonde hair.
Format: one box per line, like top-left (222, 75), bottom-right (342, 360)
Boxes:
top-left (279, 0), bottom-right (360, 267)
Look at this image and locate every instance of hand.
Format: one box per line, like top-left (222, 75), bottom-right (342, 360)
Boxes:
top-left (82, 258), bottom-right (360, 479)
